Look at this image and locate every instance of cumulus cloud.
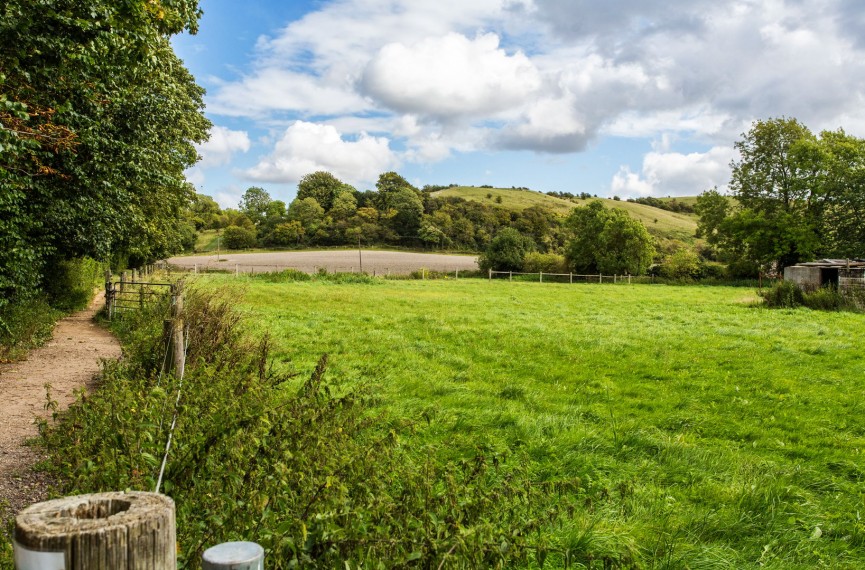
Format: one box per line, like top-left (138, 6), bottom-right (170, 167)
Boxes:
top-left (195, 126), bottom-right (251, 167)
top-left (611, 146), bottom-right (735, 197)
top-left (202, 0), bottom-right (865, 171)
top-left (246, 121), bottom-right (396, 186)
top-left (361, 33), bottom-right (541, 119)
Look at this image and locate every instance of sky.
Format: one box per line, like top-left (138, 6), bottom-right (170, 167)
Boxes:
top-left (173, 0), bottom-right (865, 209)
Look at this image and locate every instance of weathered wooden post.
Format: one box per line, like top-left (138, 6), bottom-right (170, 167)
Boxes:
top-left (202, 542), bottom-right (264, 570)
top-left (488, 268), bottom-right (492, 281)
top-left (171, 283), bottom-right (185, 378)
top-left (569, 273), bottom-right (573, 284)
top-left (120, 271), bottom-right (128, 293)
top-left (455, 269), bottom-right (459, 279)
top-left (540, 271), bottom-right (543, 283)
top-left (14, 491), bottom-right (175, 570)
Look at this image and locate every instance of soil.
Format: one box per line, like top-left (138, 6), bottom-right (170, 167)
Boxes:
top-left (167, 249), bottom-right (479, 275)
top-left (0, 291), bottom-right (121, 525)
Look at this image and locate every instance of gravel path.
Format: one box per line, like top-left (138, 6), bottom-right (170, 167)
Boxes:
top-left (167, 250), bottom-right (479, 275)
top-left (0, 292), bottom-right (121, 523)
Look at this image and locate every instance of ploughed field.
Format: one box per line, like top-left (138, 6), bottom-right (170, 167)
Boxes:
top-left (168, 250), bottom-right (479, 275)
top-left (210, 275), bottom-right (865, 567)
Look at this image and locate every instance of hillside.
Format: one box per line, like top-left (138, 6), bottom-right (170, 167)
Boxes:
top-left (432, 186), bottom-right (699, 242)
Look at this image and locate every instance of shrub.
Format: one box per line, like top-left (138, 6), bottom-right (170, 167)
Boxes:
top-left (478, 228), bottom-right (536, 272)
top-left (0, 297), bottom-right (62, 361)
top-left (759, 280), bottom-right (805, 308)
top-left (522, 252), bottom-right (567, 273)
top-left (222, 225), bottom-right (258, 250)
top-left (660, 249), bottom-right (702, 280)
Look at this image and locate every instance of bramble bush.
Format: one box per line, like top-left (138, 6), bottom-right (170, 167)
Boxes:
top-left (37, 285), bottom-right (592, 568)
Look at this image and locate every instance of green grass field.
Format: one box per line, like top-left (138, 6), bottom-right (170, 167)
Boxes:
top-left (203, 275), bottom-right (865, 568)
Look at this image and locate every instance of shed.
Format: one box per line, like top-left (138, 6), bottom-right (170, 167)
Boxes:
top-left (783, 259), bottom-right (865, 291)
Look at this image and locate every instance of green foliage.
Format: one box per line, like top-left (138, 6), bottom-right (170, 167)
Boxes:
top-left (239, 187), bottom-right (272, 228)
top-left (522, 251), bottom-right (567, 273)
top-left (699, 118), bottom-right (865, 272)
top-left (565, 201), bottom-right (656, 275)
top-left (42, 257), bottom-right (106, 311)
top-left (0, 0), bottom-right (209, 310)
top-left (478, 228), bottom-right (537, 272)
top-left (297, 171), bottom-right (354, 212)
top-left (0, 296), bottom-right (62, 361)
top-left (659, 249), bottom-right (702, 280)
top-left (222, 226), bottom-right (258, 250)
top-left (759, 281), bottom-right (859, 311)
top-left (268, 221), bottom-right (304, 246)
top-left (39, 285), bottom-right (575, 568)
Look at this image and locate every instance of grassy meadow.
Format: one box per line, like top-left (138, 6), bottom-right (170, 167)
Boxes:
top-left (199, 274), bottom-right (865, 568)
top-left (432, 186), bottom-right (699, 242)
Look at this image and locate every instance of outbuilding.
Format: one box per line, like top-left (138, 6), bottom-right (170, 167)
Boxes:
top-left (783, 259), bottom-right (865, 291)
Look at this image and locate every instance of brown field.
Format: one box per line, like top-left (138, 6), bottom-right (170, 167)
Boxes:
top-left (166, 250), bottom-right (479, 275)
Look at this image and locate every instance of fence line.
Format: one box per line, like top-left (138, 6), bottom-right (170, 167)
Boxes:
top-left (488, 269), bottom-right (634, 284)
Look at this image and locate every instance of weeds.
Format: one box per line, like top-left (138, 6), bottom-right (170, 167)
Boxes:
top-left (37, 284), bottom-right (588, 568)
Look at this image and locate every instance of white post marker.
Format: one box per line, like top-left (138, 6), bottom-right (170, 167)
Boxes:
top-left (203, 542), bottom-right (265, 570)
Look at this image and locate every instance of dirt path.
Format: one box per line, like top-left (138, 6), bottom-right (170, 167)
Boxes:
top-left (0, 291), bottom-right (121, 521)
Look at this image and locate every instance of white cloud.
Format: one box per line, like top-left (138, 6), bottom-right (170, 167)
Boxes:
top-left (200, 0), bottom-right (865, 172)
top-left (361, 33), bottom-right (541, 119)
top-left (611, 146), bottom-right (735, 197)
top-left (196, 126), bottom-right (251, 167)
top-left (245, 121), bottom-right (396, 187)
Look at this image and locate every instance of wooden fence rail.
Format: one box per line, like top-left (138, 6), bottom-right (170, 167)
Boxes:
top-left (488, 269), bottom-right (633, 284)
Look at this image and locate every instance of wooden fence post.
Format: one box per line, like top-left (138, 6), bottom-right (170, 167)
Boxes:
top-left (202, 542), bottom-right (264, 570)
top-left (569, 273), bottom-right (573, 284)
top-left (165, 283), bottom-right (185, 378)
top-left (120, 271), bottom-right (128, 293)
top-left (14, 491), bottom-right (176, 569)
top-left (540, 271), bottom-right (543, 283)
top-left (489, 268), bottom-right (492, 281)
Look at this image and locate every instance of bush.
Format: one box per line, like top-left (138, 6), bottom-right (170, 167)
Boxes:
top-left (759, 280), bottom-right (805, 308)
top-left (759, 281), bottom-right (853, 311)
top-left (222, 225), bottom-right (258, 250)
top-left (522, 252), bottom-right (567, 273)
top-left (0, 297), bottom-right (62, 361)
top-left (478, 228), bottom-right (536, 272)
top-left (660, 249), bottom-right (702, 280)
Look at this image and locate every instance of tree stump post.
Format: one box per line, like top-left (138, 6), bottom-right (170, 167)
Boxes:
top-left (202, 542), bottom-right (264, 570)
top-left (14, 492), bottom-right (175, 570)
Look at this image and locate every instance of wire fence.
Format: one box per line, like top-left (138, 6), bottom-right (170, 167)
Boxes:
top-left (488, 270), bottom-right (637, 284)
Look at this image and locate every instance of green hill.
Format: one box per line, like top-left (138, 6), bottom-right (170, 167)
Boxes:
top-left (432, 186), bottom-right (699, 242)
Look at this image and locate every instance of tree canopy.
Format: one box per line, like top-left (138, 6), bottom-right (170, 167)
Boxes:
top-left (0, 0), bottom-right (209, 309)
top-left (697, 118), bottom-right (865, 273)
top-left (564, 201), bottom-right (655, 275)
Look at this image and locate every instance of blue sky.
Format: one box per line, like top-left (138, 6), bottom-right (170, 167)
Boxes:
top-left (173, 0), bottom-right (865, 208)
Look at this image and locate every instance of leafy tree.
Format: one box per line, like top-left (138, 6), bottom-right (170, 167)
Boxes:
top-left (297, 171), bottom-right (355, 211)
top-left (0, 0), bottom-right (208, 309)
top-left (478, 228), bottom-right (536, 272)
top-left (190, 193), bottom-right (223, 230)
top-left (697, 118), bottom-right (865, 272)
top-left (270, 221), bottom-right (304, 246)
top-left (330, 191), bottom-right (358, 221)
top-left (288, 197), bottom-right (325, 240)
top-left (239, 187), bottom-right (272, 228)
top-left (565, 201), bottom-right (655, 275)
top-left (222, 226), bottom-right (257, 250)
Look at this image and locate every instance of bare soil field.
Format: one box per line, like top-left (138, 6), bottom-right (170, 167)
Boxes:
top-left (167, 250), bottom-right (479, 275)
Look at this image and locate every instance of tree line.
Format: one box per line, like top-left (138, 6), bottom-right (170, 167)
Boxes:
top-left (191, 170), bottom-right (660, 276)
